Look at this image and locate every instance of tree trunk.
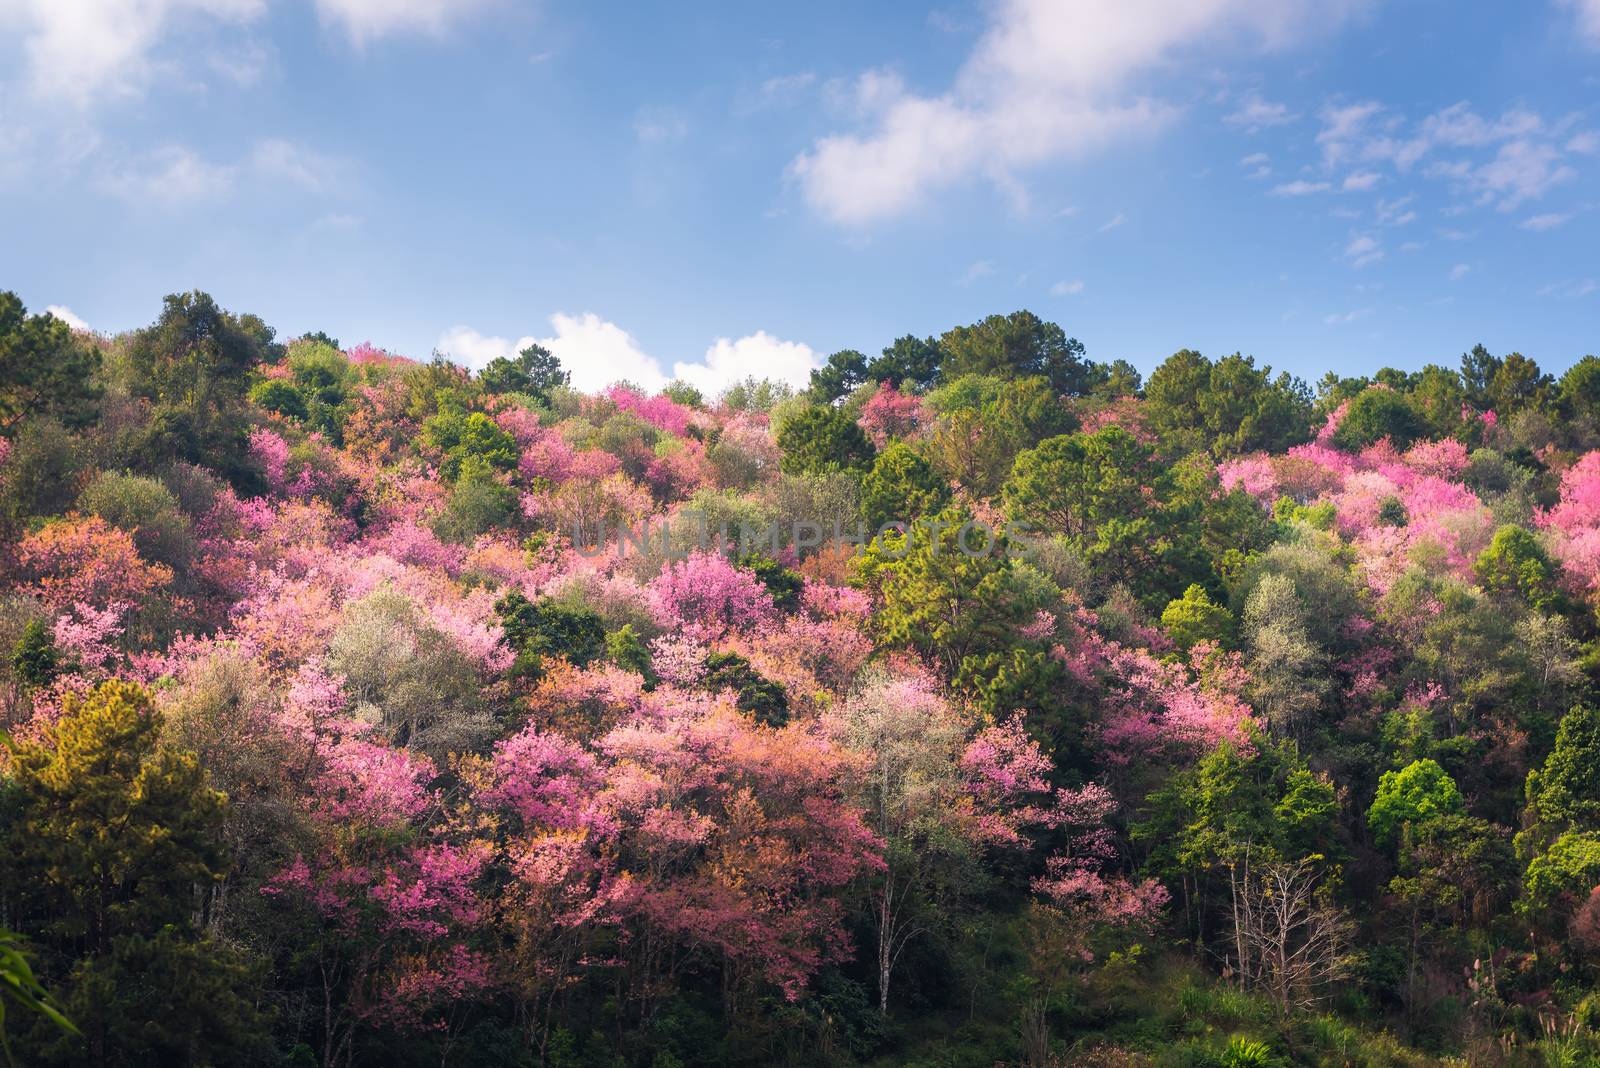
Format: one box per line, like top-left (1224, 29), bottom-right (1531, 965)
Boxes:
top-left (878, 889), bottom-right (893, 1015)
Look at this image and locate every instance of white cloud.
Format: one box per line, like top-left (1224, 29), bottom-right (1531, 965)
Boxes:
top-left (1342, 170), bottom-right (1381, 191)
top-left (1240, 151), bottom-right (1272, 178)
top-left (250, 138), bottom-right (346, 192)
top-left (313, 0), bottom-right (492, 44)
top-left (1, 0), bottom-right (493, 108)
top-left (755, 72), bottom-right (816, 107)
top-left (1449, 262), bottom-right (1471, 281)
top-left (436, 325), bottom-right (532, 371)
top-left (1320, 102), bottom-right (1558, 176)
top-left (206, 36), bottom-right (273, 86)
top-left (1311, 100), bottom-right (1583, 211)
top-left (310, 211), bottom-right (363, 230)
top-left (2, 0), bottom-right (266, 107)
top-left (1421, 102), bottom-right (1543, 147)
top-left (438, 315), bottom-right (664, 391)
top-left (634, 108), bottom-right (688, 144)
top-left (95, 138), bottom-right (348, 204)
top-left (539, 314), bottom-right (667, 392)
top-left (957, 259), bottom-right (995, 286)
top-left (790, 0), bottom-right (1366, 225)
top-left (1344, 234), bottom-right (1383, 267)
top-left (1098, 212), bottom-right (1127, 232)
top-left (1522, 211), bottom-right (1572, 231)
top-left (1050, 278), bottom-right (1085, 296)
top-left (1323, 306), bottom-right (1374, 324)
top-left (1375, 194), bottom-right (1416, 225)
top-left (1457, 139), bottom-right (1576, 209)
top-left (1539, 278), bottom-right (1599, 299)
top-left (1315, 101), bottom-right (1385, 166)
top-left (438, 315), bottom-right (819, 396)
top-left (673, 332), bottom-right (819, 396)
top-left (43, 304), bottom-right (90, 331)
top-left (99, 145), bottom-right (236, 203)
top-left (1224, 91), bottom-right (1295, 131)
top-left (1560, 0), bottom-right (1600, 43)
top-left (1569, 130), bottom-right (1600, 154)
top-left (1271, 179), bottom-right (1330, 195)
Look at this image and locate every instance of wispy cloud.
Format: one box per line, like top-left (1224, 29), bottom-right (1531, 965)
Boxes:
top-left (634, 108), bottom-right (689, 144)
top-left (1098, 212), bottom-right (1127, 233)
top-left (5, 0), bottom-right (267, 108)
top-left (1314, 100), bottom-right (1581, 210)
top-left (1271, 179), bottom-right (1331, 196)
top-left (1224, 91), bottom-right (1296, 132)
top-left (309, 212), bottom-right (363, 231)
top-left (314, 0), bottom-right (495, 45)
top-left (1344, 234), bottom-right (1383, 267)
top-left (761, 72), bottom-right (816, 100)
top-left (789, 0), bottom-right (1367, 224)
top-left (1560, 0), bottom-right (1600, 45)
top-left (1539, 278), bottom-right (1599, 299)
top-left (1239, 151), bottom-right (1272, 178)
top-left (250, 139), bottom-right (347, 193)
top-left (1449, 262), bottom-right (1471, 281)
top-left (99, 145), bottom-right (237, 203)
top-left (97, 138), bottom-right (350, 205)
top-left (1521, 211), bottom-right (1573, 231)
top-left (1375, 195), bottom-right (1416, 225)
top-left (1050, 278), bottom-right (1085, 296)
top-left (957, 260), bottom-right (996, 286)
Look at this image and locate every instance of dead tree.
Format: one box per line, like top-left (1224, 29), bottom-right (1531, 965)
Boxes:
top-left (1231, 855), bottom-right (1353, 1013)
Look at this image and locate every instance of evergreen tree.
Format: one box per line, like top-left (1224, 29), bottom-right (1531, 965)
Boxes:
top-left (858, 441), bottom-right (950, 533)
top-left (0, 292), bottom-right (102, 432)
top-left (3, 681), bottom-right (268, 1065)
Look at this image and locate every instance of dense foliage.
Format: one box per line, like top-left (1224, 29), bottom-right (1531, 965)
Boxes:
top-left (3, 289), bottom-right (1600, 1066)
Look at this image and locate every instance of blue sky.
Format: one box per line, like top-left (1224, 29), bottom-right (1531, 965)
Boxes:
top-left (1, 0), bottom-right (1597, 393)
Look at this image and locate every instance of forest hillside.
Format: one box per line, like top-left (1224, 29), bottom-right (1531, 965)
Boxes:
top-left (4, 292), bottom-right (1600, 1067)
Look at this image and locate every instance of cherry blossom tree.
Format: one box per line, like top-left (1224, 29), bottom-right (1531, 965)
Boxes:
top-left (18, 515), bottom-right (173, 612)
top-left (647, 550), bottom-right (777, 639)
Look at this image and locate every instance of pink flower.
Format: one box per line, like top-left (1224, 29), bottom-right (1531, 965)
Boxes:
top-left (312, 732), bottom-right (436, 825)
top-left (857, 382), bottom-right (927, 447)
top-left (518, 430), bottom-right (576, 484)
top-left (250, 427), bottom-right (291, 492)
top-left (52, 602), bottom-right (127, 674)
top-left (800, 580), bottom-right (871, 620)
top-left (485, 728), bottom-right (607, 831)
top-left (494, 405), bottom-right (544, 447)
top-left (1314, 399), bottom-right (1349, 445)
top-left (605, 384), bottom-right (694, 436)
top-left (647, 551), bottom-right (776, 639)
top-left (1403, 438), bottom-right (1469, 479)
top-left (568, 449), bottom-right (622, 481)
top-left (1217, 455), bottom-right (1278, 503)
top-left (366, 521), bottom-right (467, 575)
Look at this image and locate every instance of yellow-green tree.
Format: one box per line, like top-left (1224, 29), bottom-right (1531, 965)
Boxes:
top-left (3, 681), bottom-right (269, 1066)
